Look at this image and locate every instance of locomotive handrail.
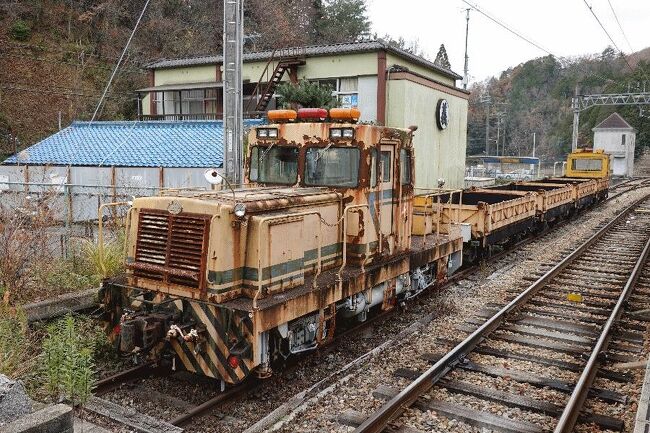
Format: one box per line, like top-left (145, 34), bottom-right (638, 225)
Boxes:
top-left (338, 204), bottom-right (370, 284)
top-left (253, 210), bottom-right (325, 310)
top-left (413, 189), bottom-right (463, 243)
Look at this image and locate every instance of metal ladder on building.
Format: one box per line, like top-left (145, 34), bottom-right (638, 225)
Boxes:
top-left (245, 47), bottom-right (306, 116)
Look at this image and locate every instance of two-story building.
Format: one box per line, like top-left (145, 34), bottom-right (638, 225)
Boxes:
top-left (592, 112), bottom-right (636, 177)
top-left (137, 40), bottom-right (469, 189)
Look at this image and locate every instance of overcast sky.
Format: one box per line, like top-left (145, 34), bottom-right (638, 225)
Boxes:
top-left (368, 0), bottom-right (650, 84)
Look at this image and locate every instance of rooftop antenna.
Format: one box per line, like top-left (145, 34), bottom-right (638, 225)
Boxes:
top-left (223, 0), bottom-right (244, 185)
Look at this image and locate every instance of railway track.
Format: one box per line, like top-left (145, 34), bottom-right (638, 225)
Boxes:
top-left (85, 231), bottom-right (562, 431)
top-left (351, 194), bottom-right (650, 433)
top-left (608, 177), bottom-right (650, 199)
top-left (87, 186), bottom-right (650, 432)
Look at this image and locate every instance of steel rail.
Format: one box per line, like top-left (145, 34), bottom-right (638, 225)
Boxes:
top-left (94, 361), bottom-right (157, 395)
top-left (353, 193), bottom-right (650, 433)
top-left (170, 379), bottom-right (258, 426)
top-left (554, 229), bottom-right (650, 432)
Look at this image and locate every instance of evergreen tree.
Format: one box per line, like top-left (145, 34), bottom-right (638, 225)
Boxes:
top-left (315, 0), bottom-right (370, 44)
top-left (434, 44), bottom-right (451, 70)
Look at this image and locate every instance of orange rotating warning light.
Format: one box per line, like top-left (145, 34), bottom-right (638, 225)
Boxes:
top-left (267, 109), bottom-right (297, 122)
top-left (329, 108), bottom-right (361, 122)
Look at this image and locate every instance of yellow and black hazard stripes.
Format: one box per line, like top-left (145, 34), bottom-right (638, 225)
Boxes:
top-left (168, 300), bottom-right (255, 384)
top-left (169, 338), bottom-right (218, 378)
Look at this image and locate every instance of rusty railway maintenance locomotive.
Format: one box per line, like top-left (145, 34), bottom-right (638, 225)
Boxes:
top-left (100, 108), bottom-right (610, 387)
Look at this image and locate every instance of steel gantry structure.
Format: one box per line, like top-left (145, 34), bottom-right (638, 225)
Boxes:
top-left (571, 92), bottom-right (650, 151)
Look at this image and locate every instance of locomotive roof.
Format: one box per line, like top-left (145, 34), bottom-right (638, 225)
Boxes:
top-left (159, 186), bottom-right (341, 204)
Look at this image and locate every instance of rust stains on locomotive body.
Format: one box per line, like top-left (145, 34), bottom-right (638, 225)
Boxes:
top-left (100, 117), bottom-right (464, 385)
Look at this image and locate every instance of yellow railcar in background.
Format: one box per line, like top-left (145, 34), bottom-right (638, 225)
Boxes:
top-left (565, 148), bottom-right (611, 179)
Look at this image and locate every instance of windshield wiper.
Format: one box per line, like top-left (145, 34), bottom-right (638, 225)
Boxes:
top-left (314, 142), bottom-right (333, 163)
top-left (260, 143), bottom-right (276, 161)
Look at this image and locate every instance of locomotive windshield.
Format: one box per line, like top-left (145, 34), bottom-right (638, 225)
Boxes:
top-left (250, 146), bottom-right (298, 184)
top-left (305, 147), bottom-right (360, 187)
top-left (572, 158), bottom-right (603, 171)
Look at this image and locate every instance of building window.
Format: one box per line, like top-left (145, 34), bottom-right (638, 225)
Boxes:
top-left (152, 89), bottom-right (219, 117)
top-left (337, 77), bottom-right (358, 108)
top-left (310, 78), bottom-right (359, 108)
top-left (204, 88), bottom-right (218, 114)
top-left (622, 134), bottom-right (626, 146)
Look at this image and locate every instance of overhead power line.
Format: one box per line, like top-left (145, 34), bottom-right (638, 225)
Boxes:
top-left (607, 0), bottom-right (634, 52)
top-left (4, 41), bottom-right (148, 66)
top-left (0, 84), bottom-right (130, 100)
top-left (581, 0), bottom-right (634, 73)
top-left (91, 0), bottom-right (151, 122)
top-left (0, 51), bottom-right (145, 74)
top-left (461, 0), bottom-right (614, 84)
top-left (0, 79), bottom-right (135, 97)
top-left (460, 0), bottom-right (553, 56)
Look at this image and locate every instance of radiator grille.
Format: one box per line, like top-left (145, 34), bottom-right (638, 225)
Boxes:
top-left (132, 210), bottom-right (210, 290)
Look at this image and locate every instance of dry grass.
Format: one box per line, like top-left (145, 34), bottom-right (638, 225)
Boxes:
top-left (0, 194), bottom-right (126, 306)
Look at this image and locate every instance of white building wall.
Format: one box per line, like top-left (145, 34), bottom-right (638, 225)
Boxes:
top-left (357, 76), bottom-right (378, 122)
top-left (0, 165), bottom-right (215, 222)
top-left (386, 79), bottom-right (468, 189)
top-left (593, 128), bottom-right (636, 177)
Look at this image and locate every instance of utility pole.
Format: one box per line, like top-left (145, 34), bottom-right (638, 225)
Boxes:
top-left (532, 132), bottom-right (536, 157)
top-left (571, 85), bottom-right (580, 152)
top-left (494, 112), bottom-right (506, 156)
top-left (480, 93), bottom-right (491, 155)
top-left (223, 0), bottom-right (244, 185)
top-left (462, 8), bottom-right (470, 90)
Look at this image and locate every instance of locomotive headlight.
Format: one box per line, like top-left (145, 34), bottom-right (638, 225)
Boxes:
top-left (256, 128), bottom-right (278, 139)
top-left (234, 203), bottom-right (246, 218)
top-left (329, 128), bottom-right (354, 139)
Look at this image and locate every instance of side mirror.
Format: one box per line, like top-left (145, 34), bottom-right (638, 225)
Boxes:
top-left (204, 169), bottom-right (223, 185)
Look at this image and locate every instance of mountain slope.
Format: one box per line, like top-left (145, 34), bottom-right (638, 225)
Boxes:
top-left (467, 47), bottom-right (650, 160)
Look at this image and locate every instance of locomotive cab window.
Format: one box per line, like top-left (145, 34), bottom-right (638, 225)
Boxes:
top-left (370, 148), bottom-right (378, 187)
top-left (305, 147), bottom-right (360, 187)
top-left (250, 146), bottom-right (298, 184)
top-left (571, 158), bottom-right (603, 171)
top-left (381, 151), bottom-right (391, 182)
top-left (400, 149), bottom-right (412, 185)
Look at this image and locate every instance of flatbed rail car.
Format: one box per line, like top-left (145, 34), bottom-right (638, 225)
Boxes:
top-left (413, 148), bottom-right (610, 258)
top-left (100, 108), bottom-right (464, 386)
top-left (413, 189), bottom-right (538, 248)
top-left (493, 181), bottom-right (575, 223)
top-left (542, 177), bottom-right (609, 208)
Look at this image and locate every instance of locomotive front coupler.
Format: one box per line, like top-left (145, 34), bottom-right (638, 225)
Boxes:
top-left (166, 321), bottom-right (208, 356)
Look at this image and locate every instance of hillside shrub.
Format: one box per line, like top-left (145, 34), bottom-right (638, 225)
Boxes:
top-left (10, 20), bottom-right (31, 41)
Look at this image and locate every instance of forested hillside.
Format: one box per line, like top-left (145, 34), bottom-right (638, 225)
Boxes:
top-left (2, 1), bottom-right (648, 164)
top-left (467, 47), bottom-right (650, 160)
top-left (0, 0), bottom-right (369, 157)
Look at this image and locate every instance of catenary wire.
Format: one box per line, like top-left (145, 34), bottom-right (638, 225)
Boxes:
top-left (581, 0), bottom-right (635, 73)
top-left (91, 0), bottom-right (151, 122)
top-left (461, 0), bottom-right (615, 85)
top-left (607, 0), bottom-right (634, 52)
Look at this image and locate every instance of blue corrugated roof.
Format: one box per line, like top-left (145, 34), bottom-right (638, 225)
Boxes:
top-left (2, 120), bottom-right (263, 168)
